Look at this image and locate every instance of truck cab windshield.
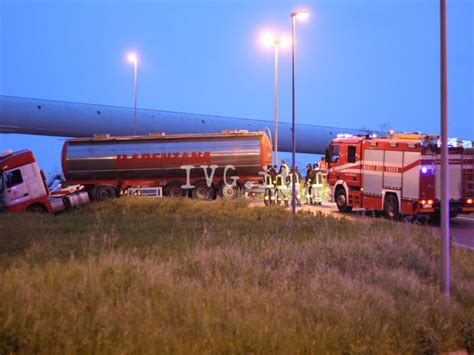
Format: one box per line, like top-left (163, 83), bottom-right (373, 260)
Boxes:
top-left (329, 145), bottom-right (340, 163)
top-left (0, 174), bottom-right (4, 193)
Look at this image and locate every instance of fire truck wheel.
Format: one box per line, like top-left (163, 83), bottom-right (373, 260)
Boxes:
top-left (383, 194), bottom-right (400, 220)
top-left (219, 182), bottom-right (241, 199)
top-left (335, 187), bottom-right (353, 213)
top-left (27, 204), bottom-right (47, 213)
top-left (192, 181), bottom-right (215, 200)
top-left (93, 185), bottom-right (117, 202)
top-left (165, 182), bottom-right (187, 198)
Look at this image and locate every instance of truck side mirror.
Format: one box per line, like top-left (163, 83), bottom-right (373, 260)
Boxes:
top-left (325, 147), bottom-right (331, 167)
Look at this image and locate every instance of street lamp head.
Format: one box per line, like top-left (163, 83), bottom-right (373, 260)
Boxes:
top-left (262, 32), bottom-right (291, 48)
top-left (127, 53), bottom-right (138, 63)
top-left (262, 32), bottom-right (277, 47)
top-left (291, 10), bottom-right (309, 21)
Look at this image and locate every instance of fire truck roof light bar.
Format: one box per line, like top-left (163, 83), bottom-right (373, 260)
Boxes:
top-left (336, 133), bottom-right (354, 138)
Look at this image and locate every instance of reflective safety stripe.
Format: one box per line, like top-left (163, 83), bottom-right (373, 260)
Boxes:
top-left (315, 172), bottom-right (323, 185)
top-left (289, 173), bottom-right (300, 184)
top-left (275, 174), bottom-right (285, 187)
top-left (265, 174), bottom-right (275, 186)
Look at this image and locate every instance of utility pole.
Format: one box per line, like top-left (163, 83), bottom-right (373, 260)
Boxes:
top-left (440, 0), bottom-right (450, 300)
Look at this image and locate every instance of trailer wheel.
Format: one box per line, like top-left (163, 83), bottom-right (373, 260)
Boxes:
top-left (219, 182), bottom-right (241, 199)
top-left (335, 187), bottom-right (353, 213)
top-left (384, 194), bottom-right (400, 220)
top-left (27, 204), bottom-right (47, 213)
top-left (192, 181), bottom-right (215, 200)
top-left (165, 181), bottom-right (187, 198)
top-left (93, 185), bottom-right (117, 202)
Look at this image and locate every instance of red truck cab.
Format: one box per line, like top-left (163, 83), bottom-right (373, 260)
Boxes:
top-left (0, 149), bottom-right (52, 213)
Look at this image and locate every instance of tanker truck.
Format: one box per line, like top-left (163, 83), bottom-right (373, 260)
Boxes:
top-left (0, 130), bottom-right (272, 213)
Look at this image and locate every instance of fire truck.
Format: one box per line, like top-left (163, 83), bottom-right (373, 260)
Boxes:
top-left (325, 132), bottom-right (474, 219)
top-left (0, 130), bottom-right (271, 213)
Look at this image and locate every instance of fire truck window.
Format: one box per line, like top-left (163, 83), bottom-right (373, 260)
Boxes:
top-left (5, 169), bottom-right (23, 188)
top-left (331, 145), bottom-right (340, 163)
top-left (348, 146), bottom-right (356, 163)
top-left (0, 174), bottom-right (3, 192)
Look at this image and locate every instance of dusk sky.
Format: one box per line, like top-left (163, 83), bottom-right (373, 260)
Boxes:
top-left (1, 0), bottom-right (473, 174)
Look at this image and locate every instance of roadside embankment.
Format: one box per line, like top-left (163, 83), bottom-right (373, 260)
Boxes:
top-left (0, 198), bottom-right (473, 353)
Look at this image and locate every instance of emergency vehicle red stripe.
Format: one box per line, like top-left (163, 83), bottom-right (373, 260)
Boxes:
top-left (402, 160), bottom-right (420, 173)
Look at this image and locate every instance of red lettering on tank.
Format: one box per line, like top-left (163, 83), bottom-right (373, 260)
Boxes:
top-left (191, 152), bottom-right (211, 164)
top-left (182, 152), bottom-right (190, 165)
top-left (203, 152), bottom-right (211, 164)
top-left (131, 154), bottom-right (140, 168)
top-left (191, 152), bottom-right (200, 164)
top-left (116, 154), bottom-right (128, 168)
top-left (172, 153), bottom-right (180, 165)
top-left (151, 153), bottom-right (160, 165)
top-left (161, 153), bottom-right (172, 166)
top-left (141, 153), bottom-right (150, 167)
top-left (116, 152), bottom-right (210, 168)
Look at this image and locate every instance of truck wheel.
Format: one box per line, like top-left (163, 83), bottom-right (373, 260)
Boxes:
top-left (219, 182), bottom-right (241, 199)
top-left (335, 187), bottom-right (353, 213)
top-left (94, 185), bottom-right (117, 202)
top-left (27, 204), bottom-right (47, 213)
top-left (165, 181), bottom-right (187, 198)
top-left (384, 194), bottom-right (399, 220)
top-left (192, 181), bottom-right (215, 200)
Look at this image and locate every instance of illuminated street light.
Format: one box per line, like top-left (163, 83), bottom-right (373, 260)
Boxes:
top-left (294, 10), bottom-right (309, 21)
top-left (290, 10), bottom-right (309, 215)
top-left (127, 53), bottom-right (137, 63)
top-left (262, 32), bottom-right (276, 47)
top-left (127, 52), bottom-right (138, 135)
top-left (261, 32), bottom-right (290, 164)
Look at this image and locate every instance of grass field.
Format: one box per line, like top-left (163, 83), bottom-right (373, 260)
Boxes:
top-left (0, 198), bottom-right (473, 354)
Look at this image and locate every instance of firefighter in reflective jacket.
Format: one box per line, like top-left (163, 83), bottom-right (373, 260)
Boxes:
top-left (312, 163), bottom-right (323, 205)
top-left (276, 160), bottom-right (290, 207)
top-left (289, 167), bottom-right (302, 206)
top-left (264, 165), bottom-right (276, 205)
top-left (304, 164), bottom-right (314, 204)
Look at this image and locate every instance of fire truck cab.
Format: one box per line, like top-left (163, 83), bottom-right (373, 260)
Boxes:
top-left (0, 149), bottom-right (53, 213)
top-left (325, 133), bottom-right (474, 219)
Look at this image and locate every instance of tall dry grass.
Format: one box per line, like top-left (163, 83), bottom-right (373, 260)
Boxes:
top-left (0, 198), bottom-right (473, 353)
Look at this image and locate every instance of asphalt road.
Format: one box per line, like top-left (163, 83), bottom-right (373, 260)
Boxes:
top-left (448, 214), bottom-right (474, 251)
top-left (251, 201), bottom-right (474, 250)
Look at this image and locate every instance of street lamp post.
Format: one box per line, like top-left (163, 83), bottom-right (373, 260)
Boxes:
top-left (127, 53), bottom-right (138, 135)
top-left (290, 10), bottom-right (309, 215)
top-left (440, 0), bottom-right (450, 300)
top-left (274, 42), bottom-right (279, 165)
top-left (262, 34), bottom-right (290, 165)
